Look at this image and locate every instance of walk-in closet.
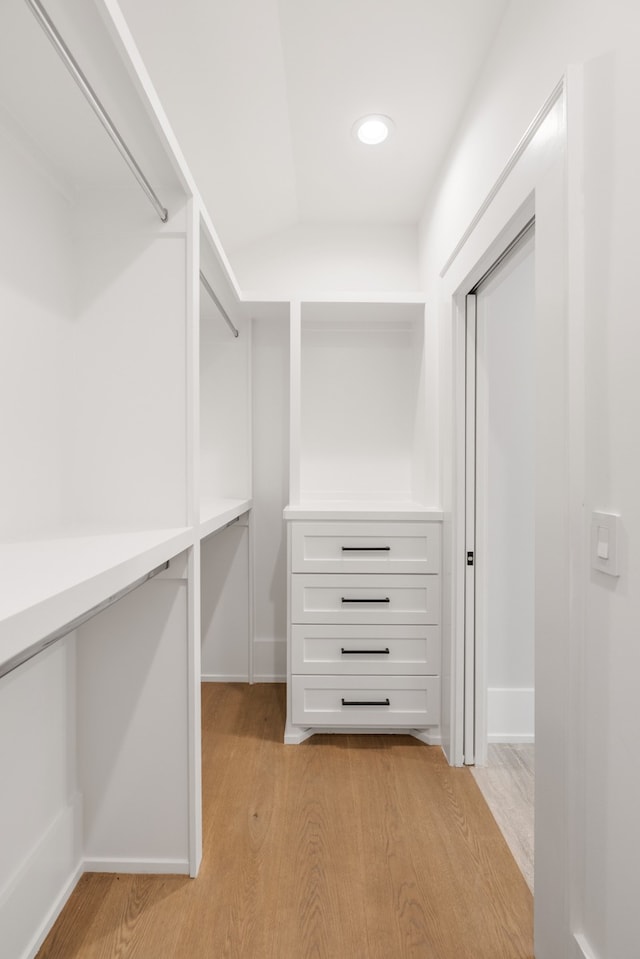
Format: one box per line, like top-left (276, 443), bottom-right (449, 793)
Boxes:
top-left (6, 0), bottom-right (631, 957)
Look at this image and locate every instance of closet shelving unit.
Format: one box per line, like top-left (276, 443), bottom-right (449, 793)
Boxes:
top-left (0, 2), bottom-right (252, 957)
top-left (284, 299), bottom-right (443, 743)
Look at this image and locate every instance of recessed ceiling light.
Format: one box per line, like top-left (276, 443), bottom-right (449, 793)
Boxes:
top-left (353, 114), bottom-right (393, 145)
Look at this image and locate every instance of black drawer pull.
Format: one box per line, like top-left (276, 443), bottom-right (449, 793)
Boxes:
top-left (341, 597), bottom-right (390, 604)
top-left (341, 648), bottom-right (390, 655)
top-left (341, 698), bottom-right (390, 707)
top-left (341, 546), bottom-right (391, 551)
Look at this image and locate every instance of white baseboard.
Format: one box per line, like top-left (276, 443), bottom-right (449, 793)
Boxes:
top-left (574, 932), bottom-right (601, 959)
top-left (23, 862), bottom-right (84, 959)
top-left (201, 639), bottom-right (286, 684)
top-left (284, 724), bottom-right (442, 745)
top-left (83, 858), bottom-right (190, 875)
top-left (488, 686), bottom-right (534, 742)
top-left (284, 721), bottom-right (316, 744)
top-left (0, 797), bottom-right (82, 959)
top-left (201, 673), bottom-right (249, 682)
top-left (201, 673), bottom-right (285, 683)
top-left (411, 728), bottom-right (442, 746)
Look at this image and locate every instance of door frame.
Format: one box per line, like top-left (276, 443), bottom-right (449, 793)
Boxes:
top-left (438, 72), bottom-right (586, 955)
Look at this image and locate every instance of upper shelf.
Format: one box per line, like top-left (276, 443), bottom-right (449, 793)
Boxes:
top-left (284, 503), bottom-right (443, 522)
top-left (199, 498), bottom-right (253, 541)
top-left (0, 528), bottom-right (194, 674)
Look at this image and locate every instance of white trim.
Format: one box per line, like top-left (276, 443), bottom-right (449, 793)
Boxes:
top-left (289, 302), bottom-right (301, 506)
top-left (240, 290), bottom-right (429, 305)
top-left (411, 729), bottom-right (442, 746)
top-left (566, 65), bottom-right (588, 945)
top-left (439, 77), bottom-right (570, 956)
top-left (488, 734), bottom-right (534, 744)
top-left (464, 294), bottom-right (477, 764)
top-left (201, 673), bottom-right (249, 682)
top-left (82, 858), bottom-right (190, 875)
top-left (252, 673), bottom-right (286, 683)
top-left (440, 78), bottom-right (564, 278)
top-left (284, 722), bottom-right (315, 744)
top-left (186, 542), bottom-right (202, 878)
top-left (473, 296), bottom-right (489, 766)
top-left (284, 723), bottom-right (440, 744)
top-left (21, 863), bottom-right (84, 959)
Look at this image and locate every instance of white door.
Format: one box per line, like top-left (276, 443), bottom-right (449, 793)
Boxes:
top-left (465, 224), bottom-right (535, 765)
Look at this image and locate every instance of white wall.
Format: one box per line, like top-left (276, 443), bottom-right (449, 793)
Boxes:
top-left (232, 222), bottom-right (421, 295)
top-left (0, 125), bottom-right (72, 539)
top-left (418, 2), bottom-right (640, 957)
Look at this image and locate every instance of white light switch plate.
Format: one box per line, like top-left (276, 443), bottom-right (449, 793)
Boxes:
top-left (591, 511), bottom-right (620, 577)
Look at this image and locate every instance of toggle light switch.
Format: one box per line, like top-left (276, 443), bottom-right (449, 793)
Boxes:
top-left (596, 527), bottom-right (609, 560)
top-left (591, 512), bottom-right (620, 576)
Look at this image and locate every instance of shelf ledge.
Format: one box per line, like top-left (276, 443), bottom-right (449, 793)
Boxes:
top-left (283, 502), bottom-right (443, 522)
top-left (199, 498), bottom-right (252, 540)
top-left (0, 527), bottom-right (194, 672)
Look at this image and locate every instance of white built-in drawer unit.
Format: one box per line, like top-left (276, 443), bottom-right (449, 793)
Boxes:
top-left (290, 624), bottom-right (441, 674)
top-left (291, 675), bottom-right (441, 727)
top-left (291, 573), bottom-right (440, 624)
top-left (286, 516), bottom-right (442, 738)
top-left (290, 522), bottom-right (441, 573)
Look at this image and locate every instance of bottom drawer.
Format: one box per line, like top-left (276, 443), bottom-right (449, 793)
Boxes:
top-left (291, 675), bottom-right (440, 728)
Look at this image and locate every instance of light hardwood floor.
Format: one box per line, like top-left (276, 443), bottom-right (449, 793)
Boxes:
top-left (471, 744), bottom-right (535, 892)
top-left (37, 684), bottom-right (533, 959)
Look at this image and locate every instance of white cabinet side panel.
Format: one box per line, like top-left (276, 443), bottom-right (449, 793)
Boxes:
top-left (201, 525), bottom-right (250, 680)
top-left (0, 640), bottom-right (80, 959)
top-left (77, 579), bottom-right (189, 868)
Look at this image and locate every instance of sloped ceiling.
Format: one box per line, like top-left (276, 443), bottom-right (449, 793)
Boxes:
top-left (117, 0), bottom-right (508, 254)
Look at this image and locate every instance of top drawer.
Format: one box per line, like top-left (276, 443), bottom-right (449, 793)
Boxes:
top-left (290, 522), bottom-right (441, 574)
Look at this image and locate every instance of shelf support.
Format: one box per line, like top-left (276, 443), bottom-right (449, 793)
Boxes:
top-left (199, 271), bottom-right (240, 337)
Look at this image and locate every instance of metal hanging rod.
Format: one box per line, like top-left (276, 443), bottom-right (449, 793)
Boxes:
top-left (199, 271), bottom-right (239, 338)
top-left (0, 561), bottom-right (169, 682)
top-left (24, 0), bottom-right (169, 223)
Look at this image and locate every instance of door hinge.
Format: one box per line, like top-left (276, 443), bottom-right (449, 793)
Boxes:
top-left (467, 551), bottom-right (474, 566)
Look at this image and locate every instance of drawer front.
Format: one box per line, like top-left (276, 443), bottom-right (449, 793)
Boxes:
top-left (291, 574), bottom-right (440, 625)
top-left (291, 624), bottom-right (441, 675)
top-left (290, 522), bottom-right (441, 574)
top-left (291, 675), bottom-right (440, 727)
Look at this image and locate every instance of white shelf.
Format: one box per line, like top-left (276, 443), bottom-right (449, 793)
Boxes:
top-left (0, 527), bottom-right (194, 672)
top-left (284, 502), bottom-right (443, 522)
top-left (199, 498), bottom-right (252, 540)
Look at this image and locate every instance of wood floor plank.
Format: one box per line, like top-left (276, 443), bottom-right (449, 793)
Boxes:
top-left (37, 684), bottom-right (533, 959)
top-left (471, 743), bottom-right (535, 891)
